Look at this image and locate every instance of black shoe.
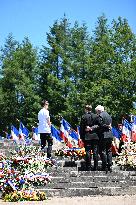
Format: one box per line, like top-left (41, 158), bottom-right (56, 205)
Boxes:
top-left (105, 167), bottom-right (108, 174)
top-left (108, 167), bottom-right (112, 172)
top-left (86, 166), bottom-right (91, 171)
top-left (101, 167), bottom-right (106, 171)
top-left (101, 167), bottom-right (108, 173)
top-left (47, 154), bottom-right (51, 158)
top-left (93, 167), bottom-right (98, 171)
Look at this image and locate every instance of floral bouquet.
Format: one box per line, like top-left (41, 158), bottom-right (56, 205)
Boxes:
top-left (115, 142), bottom-right (136, 170)
top-left (55, 147), bottom-right (86, 160)
top-left (3, 189), bottom-right (46, 202)
top-left (0, 145), bottom-right (52, 201)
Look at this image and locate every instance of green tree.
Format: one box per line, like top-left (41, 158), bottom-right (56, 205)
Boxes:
top-left (86, 15), bottom-right (114, 112)
top-left (14, 37), bottom-right (41, 127)
top-left (0, 15), bottom-right (136, 130)
top-left (0, 36), bottom-right (40, 132)
top-left (39, 16), bottom-right (73, 125)
top-left (109, 17), bottom-right (136, 120)
top-left (62, 21), bottom-right (91, 125)
top-left (0, 34), bottom-right (19, 131)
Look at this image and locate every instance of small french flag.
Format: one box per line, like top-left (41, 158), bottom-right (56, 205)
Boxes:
top-left (131, 116), bottom-right (136, 142)
top-left (121, 119), bottom-right (132, 142)
top-left (11, 125), bottom-right (19, 142)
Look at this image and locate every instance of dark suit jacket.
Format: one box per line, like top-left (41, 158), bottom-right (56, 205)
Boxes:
top-left (80, 112), bottom-right (100, 141)
top-left (99, 111), bottom-right (113, 139)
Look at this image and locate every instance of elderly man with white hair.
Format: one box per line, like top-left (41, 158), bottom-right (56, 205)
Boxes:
top-left (95, 105), bottom-right (113, 173)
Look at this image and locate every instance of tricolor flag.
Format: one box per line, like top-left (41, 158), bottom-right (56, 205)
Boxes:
top-left (69, 130), bottom-right (79, 146)
top-left (112, 127), bottom-right (121, 154)
top-left (60, 119), bottom-right (73, 148)
top-left (19, 122), bottom-right (30, 140)
top-left (131, 116), bottom-right (136, 142)
top-left (121, 119), bottom-right (132, 142)
top-left (32, 127), bottom-right (40, 141)
top-left (51, 125), bottom-right (62, 142)
top-left (11, 125), bottom-right (19, 142)
top-left (76, 126), bottom-right (84, 148)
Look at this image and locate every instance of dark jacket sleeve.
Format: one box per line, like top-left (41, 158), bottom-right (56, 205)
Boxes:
top-left (99, 112), bottom-right (112, 132)
top-left (80, 115), bottom-right (86, 140)
top-left (89, 114), bottom-right (101, 132)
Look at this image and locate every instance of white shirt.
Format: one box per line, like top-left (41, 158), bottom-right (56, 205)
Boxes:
top-left (38, 108), bottom-right (51, 133)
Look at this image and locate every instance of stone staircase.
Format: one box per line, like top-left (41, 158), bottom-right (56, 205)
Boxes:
top-left (37, 162), bottom-right (136, 197)
top-left (1, 139), bottom-right (136, 198)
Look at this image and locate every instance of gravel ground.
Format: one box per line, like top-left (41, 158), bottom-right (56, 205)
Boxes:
top-left (1, 195), bottom-right (136, 205)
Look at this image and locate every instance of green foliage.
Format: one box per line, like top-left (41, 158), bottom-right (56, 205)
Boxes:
top-left (0, 15), bottom-right (136, 133)
top-left (0, 35), bottom-right (40, 132)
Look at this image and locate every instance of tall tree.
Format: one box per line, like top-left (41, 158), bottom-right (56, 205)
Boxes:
top-left (0, 36), bottom-right (40, 132)
top-left (63, 21), bottom-right (91, 125)
top-left (87, 15), bottom-right (114, 111)
top-left (109, 17), bottom-right (136, 119)
top-left (15, 37), bottom-right (40, 126)
top-left (39, 16), bottom-right (73, 125)
top-left (0, 34), bottom-right (19, 131)
top-left (0, 16), bottom-right (136, 130)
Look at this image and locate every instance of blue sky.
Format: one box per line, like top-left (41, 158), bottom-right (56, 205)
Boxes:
top-left (0, 0), bottom-right (136, 48)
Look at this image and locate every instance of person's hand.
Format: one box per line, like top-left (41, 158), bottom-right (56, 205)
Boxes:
top-left (108, 124), bottom-right (112, 129)
top-left (79, 139), bottom-right (85, 148)
top-left (85, 126), bottom-right (92, 132)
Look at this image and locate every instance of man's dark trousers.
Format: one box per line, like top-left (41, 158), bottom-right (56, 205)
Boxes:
top-left (100, 138), bottom-right (112, 170)
top-left (85, 139), bottom-right (99, 171)
top-left (40, 133), bottom-right (53, 158)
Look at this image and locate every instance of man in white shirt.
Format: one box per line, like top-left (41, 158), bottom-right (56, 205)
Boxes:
top-left (38, 100), bottom-right (52, 158)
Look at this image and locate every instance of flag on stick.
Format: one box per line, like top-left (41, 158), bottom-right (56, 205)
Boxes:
top-left (11, 125), bottom-right (19, 142)
top-left (131, 116), bottom-right (136, 142)
top-left (121, 119), bottom-right (132, 142)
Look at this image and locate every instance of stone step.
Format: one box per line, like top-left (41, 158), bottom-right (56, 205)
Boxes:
top-left (38, 186), bottom-right (136, 197)
top-left (2, 139), bottom-right (136, 198)
top-left (50, 169), bottom-right (135, 178)
top-left (45, 180), bottom-right (136, 189)
top-left (49, 175), bottom-right (130, 183)
top-left (47, 176), bottom-right (136, 187)
top-left (40, 167), bottom-right (136, 197)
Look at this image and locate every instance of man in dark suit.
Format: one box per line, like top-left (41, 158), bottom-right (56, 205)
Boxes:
top-left (80, 105), bottom-right (100, 171)
top-left (95, 105), bottom-right (113, 172)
